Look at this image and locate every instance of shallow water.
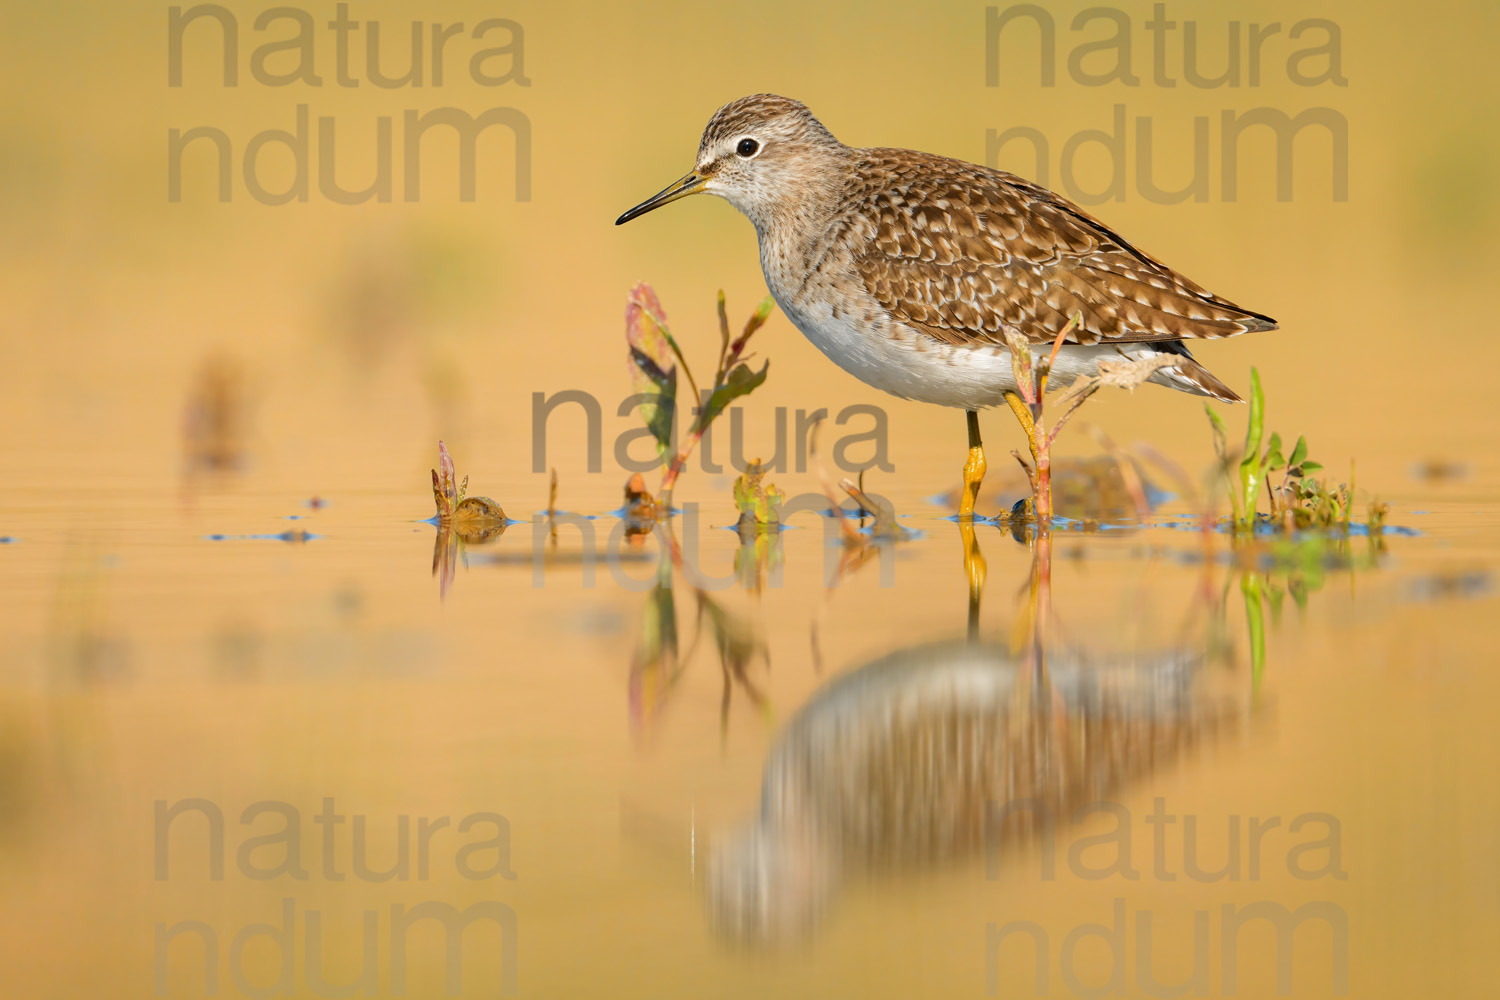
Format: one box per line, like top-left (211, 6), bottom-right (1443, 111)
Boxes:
top-left (2, 455), bottom-right (1497, 997)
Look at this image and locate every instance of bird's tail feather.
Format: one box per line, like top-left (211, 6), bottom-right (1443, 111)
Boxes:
top-left (1152, 354), bottom-right (1242, 403)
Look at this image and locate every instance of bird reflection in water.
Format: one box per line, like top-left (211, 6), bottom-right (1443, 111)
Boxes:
top-left (706, 524), bottom-right (1247, 947)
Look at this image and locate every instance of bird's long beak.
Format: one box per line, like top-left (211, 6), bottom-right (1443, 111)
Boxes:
top-left (615, 170), bottom-right (707, 225)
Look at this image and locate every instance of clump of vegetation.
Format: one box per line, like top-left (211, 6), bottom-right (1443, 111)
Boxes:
top-left (428, 441), bottom-right (508, 598)
top-left (625, 283), bottom-right (776, 511)
top-left (1001, 315), bottom-right (1175, 523)
top-left (1206, 369), bottom-right (1384, 533)
top-left (430, 440), bottom-right (506, 525)
top-left (732, 458), bottom-right (785, 531)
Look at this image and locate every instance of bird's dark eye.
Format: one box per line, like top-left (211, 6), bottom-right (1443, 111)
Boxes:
top-left (736, 138), bottom-right (760, 158)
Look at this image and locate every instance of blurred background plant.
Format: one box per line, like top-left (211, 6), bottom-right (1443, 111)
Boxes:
top-left (182, 353), bottom-right (252, 476)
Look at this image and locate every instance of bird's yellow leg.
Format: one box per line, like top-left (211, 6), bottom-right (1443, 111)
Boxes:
top-left (959, 409), bottom-right (987, 519)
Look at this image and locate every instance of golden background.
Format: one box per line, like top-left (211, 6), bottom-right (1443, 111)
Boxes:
top-left (1, 1), bottom-right (1497, 997)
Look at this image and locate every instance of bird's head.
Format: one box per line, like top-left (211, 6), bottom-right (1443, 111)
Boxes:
top-left (616, 94), bottom-right (846, 229)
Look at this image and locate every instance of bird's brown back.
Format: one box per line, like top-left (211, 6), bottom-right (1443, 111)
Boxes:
top-left (835, 148), bottom-right (1277, 347)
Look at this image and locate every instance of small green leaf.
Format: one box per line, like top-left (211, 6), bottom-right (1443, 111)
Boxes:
top-left (1288, 435), bottom-right (1308, 468)
top-left (700, 360), bottom-right (769, 427)
top-left (1301, 461), bottom-right (1323, 473)
top-left (1264, 431), bottom-right (1284, 470)
top-left (628, 347), bottom-right (677, 452)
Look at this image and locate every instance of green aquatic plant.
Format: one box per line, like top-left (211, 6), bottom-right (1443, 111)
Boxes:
top-left (729, 458), bottom-right (788, 591)
top-left (1235, 368), bottom-right (1267, 529)
top-left (1259, 427), bottom-right (1352, 529)
top-left (1205, 370), bottom-right (1382, 533)
top-left (1206, 367), bottom-right (1278, 529)
top-left (625, 283), bottom-right (776, 512)
top-left (731, 458), bottom-right (785, 529)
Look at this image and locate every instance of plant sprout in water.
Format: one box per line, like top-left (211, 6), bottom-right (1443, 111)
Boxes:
top-left (1206, 368), bottom-right (1387, 534)
top-left (625, 283), bottom-right (776, 512)
top-left (428, 440), bottom-right (508, 598)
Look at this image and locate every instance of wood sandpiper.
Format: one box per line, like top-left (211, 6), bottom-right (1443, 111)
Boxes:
top-left (616, 94), bottom-right (1277, 517)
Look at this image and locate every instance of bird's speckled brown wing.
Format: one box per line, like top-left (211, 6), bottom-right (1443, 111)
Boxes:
top-left (842, 149), bottom-right (1276, 347)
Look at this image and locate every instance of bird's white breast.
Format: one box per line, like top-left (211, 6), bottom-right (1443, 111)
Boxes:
top-left (755, 223), bottom-right (1182, 410)
top-left (778, 294), bottom-right (1023, 409)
